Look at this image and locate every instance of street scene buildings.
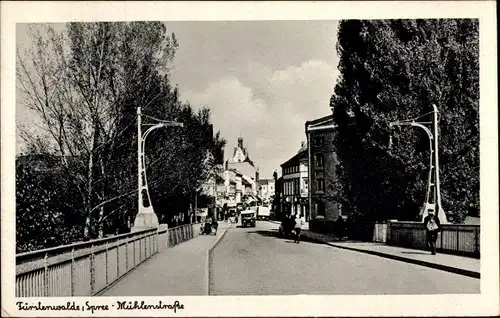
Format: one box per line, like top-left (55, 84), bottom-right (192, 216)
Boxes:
top-left (10, 14), bottom-right (494, 309)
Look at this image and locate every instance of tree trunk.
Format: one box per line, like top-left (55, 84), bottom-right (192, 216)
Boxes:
top-left (84, 124), bottom-right (98, 239)
top-left (98, 155), bottom-right (105, 238)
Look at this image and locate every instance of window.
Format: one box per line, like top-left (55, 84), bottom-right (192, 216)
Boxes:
top-left (315, 153), bottom-right (325, 168)
top-left (314, 136), bottom-right (325, 146)
top-left (315, 201), bottom-right (325, 216)
top-left (316, 178), bottom-right (325, 192)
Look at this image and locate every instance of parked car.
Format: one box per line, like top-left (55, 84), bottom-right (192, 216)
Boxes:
top-left (240, 210), bottom-right (256, 227)
top-left (256, 206), bottom-right (271, 220)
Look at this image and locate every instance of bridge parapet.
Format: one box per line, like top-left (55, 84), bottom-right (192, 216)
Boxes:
top-left (16, 223), bottom-right (200, 297)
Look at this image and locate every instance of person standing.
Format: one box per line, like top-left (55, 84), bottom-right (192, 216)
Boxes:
top-left (294, 214), bottom-right (305, 244)
top-left (424, 210), bottom-right (441, 255)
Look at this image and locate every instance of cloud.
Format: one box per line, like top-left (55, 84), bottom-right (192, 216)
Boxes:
top-left (181, 59), bottom-right (338, 178)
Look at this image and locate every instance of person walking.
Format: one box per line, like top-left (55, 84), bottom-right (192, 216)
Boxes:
top-left (424, 210), bottom-right (441, 255)
top-left (294, 214), bottom-right (305, 244)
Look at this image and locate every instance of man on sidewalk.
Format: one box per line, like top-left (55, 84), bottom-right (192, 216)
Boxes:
top-left (294, 214), bottom-right (305, 244)
top-left (424, 210), bottom-right (441, 255)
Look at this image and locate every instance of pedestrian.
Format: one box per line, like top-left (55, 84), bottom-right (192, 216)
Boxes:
top-left (212, 217), bottom-right (219, 235)
top-left (293, 214), bottom-right (305, 244)
top-left (424, 210), bottom-right (441, 255)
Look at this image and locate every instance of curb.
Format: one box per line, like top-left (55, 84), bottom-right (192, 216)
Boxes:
top-left (301, 232), bottom-right (480, 279)
top-left (205, 224), bottom-right (232, 295)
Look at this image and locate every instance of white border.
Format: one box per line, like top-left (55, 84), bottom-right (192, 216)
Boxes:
top-left (1, 1), bottom-right (498, 317)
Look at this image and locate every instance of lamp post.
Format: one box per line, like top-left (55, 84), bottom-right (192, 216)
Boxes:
top-left (132, 106), bottom-right (183, 232)
top-left (389, 104), bottom-right (447, 223)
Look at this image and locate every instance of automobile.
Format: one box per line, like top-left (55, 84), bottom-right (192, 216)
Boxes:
top-left (256, 206), bottom-right (271, 220)
top-left (240, 210), bottom-right (256, 227)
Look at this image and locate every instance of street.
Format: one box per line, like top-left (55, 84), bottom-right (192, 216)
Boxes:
top-left (209, 221), bottom-right (479, 295)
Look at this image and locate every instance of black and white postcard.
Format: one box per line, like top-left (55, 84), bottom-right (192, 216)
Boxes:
top-left (1, 1), bottom-right (498, 317)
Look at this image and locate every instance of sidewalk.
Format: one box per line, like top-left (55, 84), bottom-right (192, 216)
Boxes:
top-left (100, 222), bottom-right (232, 296)
top-left (299, 228), bottom-right (480, 279)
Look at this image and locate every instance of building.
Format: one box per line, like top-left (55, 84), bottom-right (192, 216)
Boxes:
top-left (258, 178), bottom-right (275, 203)
top-left (272, 171), bottom-right (282, 216)
top-left (305, 114), bottom-right (342, 222)
top-left (219, 137), bottom-right (260, 208)
top-left (227, 137), bottom-right (258, 193)
top-left (280, 141), bottom-right (309, 220)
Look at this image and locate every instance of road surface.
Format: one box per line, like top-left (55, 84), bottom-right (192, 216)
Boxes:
top-left (209, 221), bottom-right (479, 295)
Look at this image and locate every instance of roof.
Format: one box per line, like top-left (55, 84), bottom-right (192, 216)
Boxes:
top-left (243, 156), bottom-right (255, 167)
top-left (305, 114), bottom-right (336, 134)
top-left (258, 179), bottom-right (274, 186)
top-left (242, 177), bottom-right (252, 186)
top-left (280, 148), bottom-right (308, 168)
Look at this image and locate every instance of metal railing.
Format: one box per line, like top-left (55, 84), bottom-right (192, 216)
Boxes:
top-left (387, 221), bottom-right (480, 258)
top-left (16, 223), bottom-right (200, 297)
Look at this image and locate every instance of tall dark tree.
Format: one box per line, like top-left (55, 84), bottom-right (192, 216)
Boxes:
top-left (332, 19), bottom-right (479, 224)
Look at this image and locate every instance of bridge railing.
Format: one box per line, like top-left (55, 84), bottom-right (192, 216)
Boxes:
top-left (387, 221), bottom-right (480, 258)
top-left (16, 223), bottom-right (200, 297)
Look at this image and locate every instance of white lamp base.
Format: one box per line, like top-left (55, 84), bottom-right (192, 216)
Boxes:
top-left (132, 210), bottom-right (159, 232)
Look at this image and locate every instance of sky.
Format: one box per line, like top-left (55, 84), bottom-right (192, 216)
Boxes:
top-left (167, 21), bottom-right (340, 179)
top-left (16, 21), bottom-right (340, 179)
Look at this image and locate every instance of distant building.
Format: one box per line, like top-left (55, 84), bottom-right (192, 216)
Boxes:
top-left (305, 114), bottom-right (341, 221)
top-left (280, 141), bottom-right (309, 220)
top-left (228, 137), bottom-right (257, 189)
top-left (220, 137), bottom-right (259, 207)
top-left (258, 178), bottom-right (275, 203)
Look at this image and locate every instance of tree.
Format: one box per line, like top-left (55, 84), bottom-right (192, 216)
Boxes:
top-left (332, 19), bottom-right (479, 224)
top-left (16, 153), bottom-right (85, 252)
top-left (17, 22), bottom-right (227, 250)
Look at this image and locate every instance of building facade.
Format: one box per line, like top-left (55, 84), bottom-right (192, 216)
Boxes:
top-left (280, 142), bottom-right (309, 220)
top-left (219, 137), bottom-right (259, 208)
top-left (227, 137), bottom-right (258, 193)
top-left (258, 178), bottom-right (275, 203)
top-left (305, 115), bottom-right (342, 222)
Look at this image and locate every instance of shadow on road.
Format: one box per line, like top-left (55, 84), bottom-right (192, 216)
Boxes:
top-left (246, 230), bottom-right (329, 246)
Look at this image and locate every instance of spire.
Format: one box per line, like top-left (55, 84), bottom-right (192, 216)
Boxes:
top-left (238, 137), bottom-right (243, 149)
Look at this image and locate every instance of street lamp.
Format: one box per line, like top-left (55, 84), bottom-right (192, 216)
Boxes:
top-left (389, 104), bottom-right (448, 223)
top-left (132, 106), bottom-right (183, 232)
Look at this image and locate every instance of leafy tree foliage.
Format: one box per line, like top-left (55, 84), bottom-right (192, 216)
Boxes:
top-left (16, 22), bottom-right (225, 251)
top-left (332, 19), bottom-right (479, 223)
top-left (16, 154), bottom-right (85, 252)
